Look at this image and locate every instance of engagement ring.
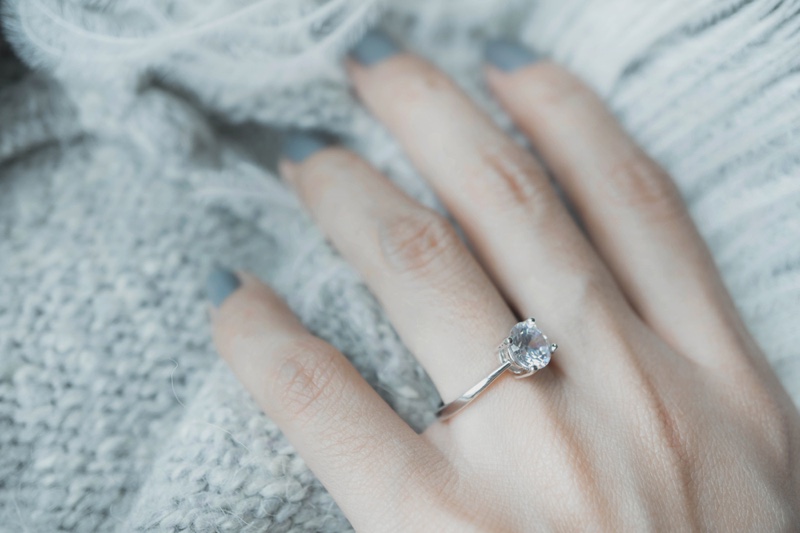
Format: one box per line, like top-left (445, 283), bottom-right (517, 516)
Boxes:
top-left (436, 319), bottom-right (557, 421)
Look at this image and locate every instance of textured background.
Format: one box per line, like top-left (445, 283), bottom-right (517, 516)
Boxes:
top-left (1, 0), bottom-right (799, 531)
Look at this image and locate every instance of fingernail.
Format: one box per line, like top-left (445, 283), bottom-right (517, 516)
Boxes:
top-left (206, 266), bottom-right (241, 308)
top-left (281, 131), bottom-right (336, 163)
top-left (350, 29), bottom-right (400, 66)
top-left (484, 39), bottom-right (538, 72)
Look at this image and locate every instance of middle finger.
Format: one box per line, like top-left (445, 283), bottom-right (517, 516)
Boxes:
top-left (347, 31), bottom-right (634, 362)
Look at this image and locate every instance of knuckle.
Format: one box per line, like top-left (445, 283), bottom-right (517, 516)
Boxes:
top-left (603, 154), bottom-right (685, 223)
top-left (274, 338), bottom-right (343, 422)
top-left (378, 208), bottom-right (462, 277)
top-left (472, 141), bottom-right (553, 218)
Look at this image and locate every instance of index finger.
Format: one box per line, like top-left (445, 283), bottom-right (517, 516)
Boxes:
top-left (208, 268), bottom-right (443, 531)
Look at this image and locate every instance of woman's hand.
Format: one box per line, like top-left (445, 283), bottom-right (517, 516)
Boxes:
top-left (207, 33), bottom-right (800, 531)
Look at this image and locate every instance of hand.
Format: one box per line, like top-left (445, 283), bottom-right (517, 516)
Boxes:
top-left (207, 34), bottom-right (800, 531)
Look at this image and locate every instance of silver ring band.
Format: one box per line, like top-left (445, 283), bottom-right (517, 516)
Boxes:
top-left (436, 318), bottom-right (557, 421)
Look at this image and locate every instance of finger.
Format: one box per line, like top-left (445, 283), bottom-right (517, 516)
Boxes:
top-left (484, 43), bottom-right (749, 364)
top-left (347, 31), bottom-right (634, 370)
top-left (280, 133), bottom-right (518, 403)
top-left (207, 268), bottom-right (440, 530)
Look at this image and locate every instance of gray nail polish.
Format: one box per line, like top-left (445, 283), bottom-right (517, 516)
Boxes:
top-left (281, 131), bottom-right (335, 163)
top-left (350, 29), bottom-right (400, 66)
top-left (206, 266), bottom-right (241, 307)
top-left (485, 39), bottom-right (538, 72)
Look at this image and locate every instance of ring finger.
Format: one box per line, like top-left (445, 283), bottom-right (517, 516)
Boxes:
top-left (279, 138), bottom-right (523, 405)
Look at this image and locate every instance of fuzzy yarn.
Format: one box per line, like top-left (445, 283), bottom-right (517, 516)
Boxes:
top-left (1, 0), bottom-right (799, 531)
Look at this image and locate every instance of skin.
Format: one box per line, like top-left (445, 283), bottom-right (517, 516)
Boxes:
top-left (210, 53), bottom-right (800, 531)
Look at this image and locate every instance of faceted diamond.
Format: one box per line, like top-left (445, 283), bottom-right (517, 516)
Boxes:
top-left (507, 320), bottom-right (551, 371)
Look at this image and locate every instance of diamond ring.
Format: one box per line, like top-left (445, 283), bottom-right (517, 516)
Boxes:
top-left (436, 319), bottom-right (557, 421)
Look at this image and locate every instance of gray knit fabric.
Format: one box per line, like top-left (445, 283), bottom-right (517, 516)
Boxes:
top-left (1, 1), bottom-right (799, 531)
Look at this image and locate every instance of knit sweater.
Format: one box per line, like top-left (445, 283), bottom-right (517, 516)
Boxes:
top-left (1, 1), bottom-right (799, 531)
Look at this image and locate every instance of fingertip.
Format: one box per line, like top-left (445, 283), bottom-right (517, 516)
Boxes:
top-left (280, 130), bottom-right (337, 164)
top-left (483, 55), bottom-right (548, 96)
top-left (209, 272), bottom-right (306, 365)
top-left (345, 55), bottom-right (383, 101)
top-left (206, 266), bottom-right (242, 308)
top-left (278, 159), bottom-right (298, 186)
top-left (348, 29), bottom-right (401, 67)
top-left (344, 28), bottom-right (396, 96)
top-left (484, 39), bottom-right (540, 73)
top-left (483, 63), bottom-right (510, 88)
top-left (344, 57), bottom-right (367, 85)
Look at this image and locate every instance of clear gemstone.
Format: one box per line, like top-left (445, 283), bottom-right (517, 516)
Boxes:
top-left (507, 321), bottom-right (551, 371)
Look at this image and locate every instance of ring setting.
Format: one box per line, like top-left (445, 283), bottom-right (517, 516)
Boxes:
top-left (436, 319), bottom-right (556, 421)
top-left (501, 318), bottom-right (557, 377)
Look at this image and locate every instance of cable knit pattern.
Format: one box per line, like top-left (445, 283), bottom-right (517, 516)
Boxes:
top-left (1, 1), bottom-right (798, 531)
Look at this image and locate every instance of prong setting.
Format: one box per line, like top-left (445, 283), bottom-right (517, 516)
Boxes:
top-left (501, 319), bottom-right (553, 375)
top-left (440, 318), bottom-right (556, 420)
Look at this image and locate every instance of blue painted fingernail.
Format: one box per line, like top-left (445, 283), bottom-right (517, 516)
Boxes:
top-left (485, 39), bottom-right (538, 72)
top-left (281, 131), bottom-right (336, 163)
top-left (206, 266), bottom-right (241, 307)
top-left (350, 29), bottom-right (400, 66)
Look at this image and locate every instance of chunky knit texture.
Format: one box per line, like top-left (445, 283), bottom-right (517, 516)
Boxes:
top-left (1, 1), bottom-right (799, 531)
